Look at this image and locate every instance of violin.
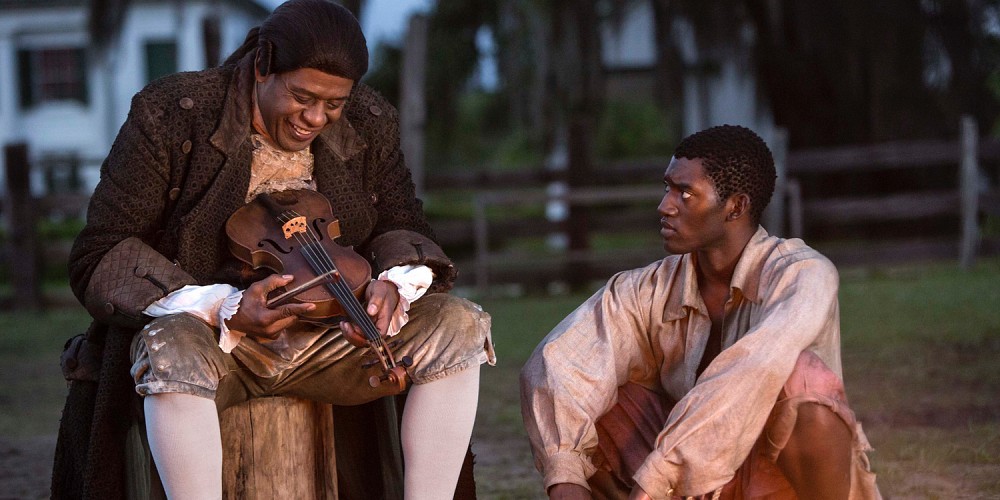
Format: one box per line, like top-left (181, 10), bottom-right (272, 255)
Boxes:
top-left (225, 189), bottom-right (410, 392)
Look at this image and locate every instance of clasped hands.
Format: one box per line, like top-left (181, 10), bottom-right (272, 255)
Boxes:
top-left (225, 274), bottom-right (401, 345)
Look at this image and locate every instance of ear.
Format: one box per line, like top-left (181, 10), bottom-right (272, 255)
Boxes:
top-left (254, 43), bottom-right (272, 80)
top-left (253, 51), bottom-right (265, 82)
top-left (726, 193), bottom-right (751, 222)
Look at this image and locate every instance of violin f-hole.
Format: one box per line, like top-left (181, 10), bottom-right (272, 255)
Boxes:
top-left (257, 238), bottom-right (293, 254)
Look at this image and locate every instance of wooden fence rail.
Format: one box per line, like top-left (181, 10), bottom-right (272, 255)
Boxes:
top-left (470, 186), bottom-right (664, 294)
top-left (4, 116), bottom-right (1000, 306)
top-left (433, 115), bottom-right (1000, 293)
top-left (780, 116), bottom-right (1000, 270)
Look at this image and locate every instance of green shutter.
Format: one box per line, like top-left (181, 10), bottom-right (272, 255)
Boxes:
top-left (17, 49), bottom-right (34, 108)
top-left (145, 41), bottom-right (178, 84)
top-left (74, 47), bottom-right (89, 104)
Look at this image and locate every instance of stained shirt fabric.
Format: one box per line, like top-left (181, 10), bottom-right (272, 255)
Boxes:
top-left (521, 227), bottom-right (876, 497)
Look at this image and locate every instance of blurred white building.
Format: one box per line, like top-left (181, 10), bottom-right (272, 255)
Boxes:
top-left (0, 0), bottom-right (268, 193)
top-left (600, 0), bottom-right (775, 142)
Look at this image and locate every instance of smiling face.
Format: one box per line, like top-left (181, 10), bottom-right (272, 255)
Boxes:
top-left (253, 67), bottom-right (354, 152)
top-left (657, 156), bottom-right (731, 255)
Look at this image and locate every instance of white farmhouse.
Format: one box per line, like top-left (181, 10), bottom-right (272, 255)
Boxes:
top-left (0, 0), bottom-right (268, 194)
top-left (600, 0), bottom-right (776, 143)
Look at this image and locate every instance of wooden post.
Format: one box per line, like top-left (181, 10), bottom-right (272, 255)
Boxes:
top-left (127, 397), bottom-right (338, 499)
top-left (473, 194), bottom-right (490, 295)
top-left (3, 142), bottom-right (42, 310)
top-left (221, 397), bottom-right (338, 499)
top-left (764, 128), bottom-right (788, 236)
top-left (400, 13), bottom-right (428, 198)
top-left (786, 178), bottom-right (803, 239)
top-left (959, 115), bottom-right (979, 270)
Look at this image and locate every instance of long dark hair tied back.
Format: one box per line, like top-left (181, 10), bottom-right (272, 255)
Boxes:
top-left (223, 0), bottom-right (368, 82)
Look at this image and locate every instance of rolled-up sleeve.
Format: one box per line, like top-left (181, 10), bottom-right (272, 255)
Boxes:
top-left (520, 265), bottom-right (662, 491)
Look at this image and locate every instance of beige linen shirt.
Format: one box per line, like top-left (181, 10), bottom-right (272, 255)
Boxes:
top-left (521, 227), bottom-right (845, 496)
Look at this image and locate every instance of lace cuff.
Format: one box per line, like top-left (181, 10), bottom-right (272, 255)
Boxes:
top-left (377, 265), bottom-right (433, 336)
top-left (142, 284), bottom-right (245, 352)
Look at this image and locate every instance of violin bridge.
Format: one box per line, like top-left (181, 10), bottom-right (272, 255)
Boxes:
top-left (281, 216), bottom-right (308, 239)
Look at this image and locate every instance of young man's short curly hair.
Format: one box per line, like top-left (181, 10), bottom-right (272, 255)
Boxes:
top-left (673, 125), bottom-right (776, 223)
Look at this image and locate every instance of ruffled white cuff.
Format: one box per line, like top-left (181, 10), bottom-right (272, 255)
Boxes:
top-left (217, 290), bottom-right (245, 353)
top-left (377, 265), bottom-right (433, 337)
top-left (142, 284), bottom-right (245, 353)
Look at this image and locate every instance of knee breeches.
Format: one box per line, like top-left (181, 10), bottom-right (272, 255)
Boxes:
top-left (130, 293), bottom-right (494, 410)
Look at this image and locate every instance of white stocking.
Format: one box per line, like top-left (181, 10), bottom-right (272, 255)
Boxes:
top-left (401, 365), bottom-right (481, 500)
top-left (144, 393), bottom-right (222, 500)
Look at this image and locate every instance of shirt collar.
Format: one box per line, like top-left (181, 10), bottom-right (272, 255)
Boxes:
top-left (662, 225), bottom-right (771, 322)
top-left (728, 225), bottom-right (771, 304)
top-left (663, 252), bottom-right (702, 322)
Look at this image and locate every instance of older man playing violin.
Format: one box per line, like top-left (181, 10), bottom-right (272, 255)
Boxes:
top-left (52, 2), bottom-right (493, 499)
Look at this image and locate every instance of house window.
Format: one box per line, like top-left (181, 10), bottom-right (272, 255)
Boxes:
top-left (146, 41), bottom-right (178, 84)
top-left (17, 47), bottom-right (88, 108)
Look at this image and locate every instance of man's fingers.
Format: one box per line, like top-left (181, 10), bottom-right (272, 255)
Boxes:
top-left (256, 274), bottom-right (295, 295)
top-left (280, 302), bottom-right (315, 318)
top-left (269, 274), bottom-right (297, 293)
top-left (340, 320), bottom-right (369, 347)
top-left (365, 290), bottom-right (382, 316)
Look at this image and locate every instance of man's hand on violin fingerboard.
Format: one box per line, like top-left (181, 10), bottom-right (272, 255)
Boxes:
top-left (340, 279), bottom-right (402, 346)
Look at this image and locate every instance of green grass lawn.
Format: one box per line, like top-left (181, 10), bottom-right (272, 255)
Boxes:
top-left (472, 258), bottom-right (1000, 498)
top-left (2, 258), bottom-right (999, 497)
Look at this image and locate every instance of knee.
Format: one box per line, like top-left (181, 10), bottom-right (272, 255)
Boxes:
top-left (409, 294), bottom-right (492, 345)
top-left (132, 314), bottom-right (227, 399)
top-left (788, 402), bottom-right (852, 458)
top-left (138, 314), bottom-right (221, 359)
top-left (417, 293), bottom-right (488, 321)
top-left (777, 402), bottom-right (854, 499)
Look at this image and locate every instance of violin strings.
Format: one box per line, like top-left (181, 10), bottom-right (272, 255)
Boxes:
top-left (279, 210), bottom-right (389, 350)
top-left (288, 217), bottom-right (382, 347)
top-left (283, 212), bottom-right (370, 336)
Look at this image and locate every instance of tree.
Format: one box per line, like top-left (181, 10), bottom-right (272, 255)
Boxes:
top-left (678, 0), bottom-right (1000, 147)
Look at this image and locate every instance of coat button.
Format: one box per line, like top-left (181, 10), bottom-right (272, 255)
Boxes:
top-left (104, 303), bottom-right (115, 315)
top-left (181, 140), bottom-right (192, 153)
top-left (134, 266), bottom-right (148, 277)
top-left (179, 97), bottom-right (194, 109)
top-left (169, 188), bottom-right (181, 200)
top-left (370, 192), bottom-right (378, 204)
top-left (369, 105), bottom-right (382, 116)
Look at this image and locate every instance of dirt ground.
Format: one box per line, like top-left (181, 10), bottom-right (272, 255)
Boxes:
top-left (0, 433), bottom-right (543, 499)
top-left (0, 436), bottom-right (55, 500)
top-left (3, 432), bottom-right (999, 499)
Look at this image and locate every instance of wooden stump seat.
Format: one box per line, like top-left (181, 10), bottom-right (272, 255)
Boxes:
top-left (127, 396), bottom-right (338, 499)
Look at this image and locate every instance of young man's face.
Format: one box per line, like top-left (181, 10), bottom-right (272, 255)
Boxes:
top-left (657, 156), bottom-right (730, 255)
top-left (254, 67), bottom-right (354, 152)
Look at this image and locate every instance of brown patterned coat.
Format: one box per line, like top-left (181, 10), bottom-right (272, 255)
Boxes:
top-left (52, 52), bottom-right (455, 499)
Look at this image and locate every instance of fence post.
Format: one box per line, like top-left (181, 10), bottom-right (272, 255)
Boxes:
top-left (959, 115), bottom-right (980, 270)
top-left (3, 142), bottom-right (42, 310)
top-left (473, 195), bottom-right (489, 295)
top-left (400, 13), bottom-right (428, 198)
top-left (786, 178), bottom-right (803, 239)
top-left (765, 128), bottom-right (789, 236)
